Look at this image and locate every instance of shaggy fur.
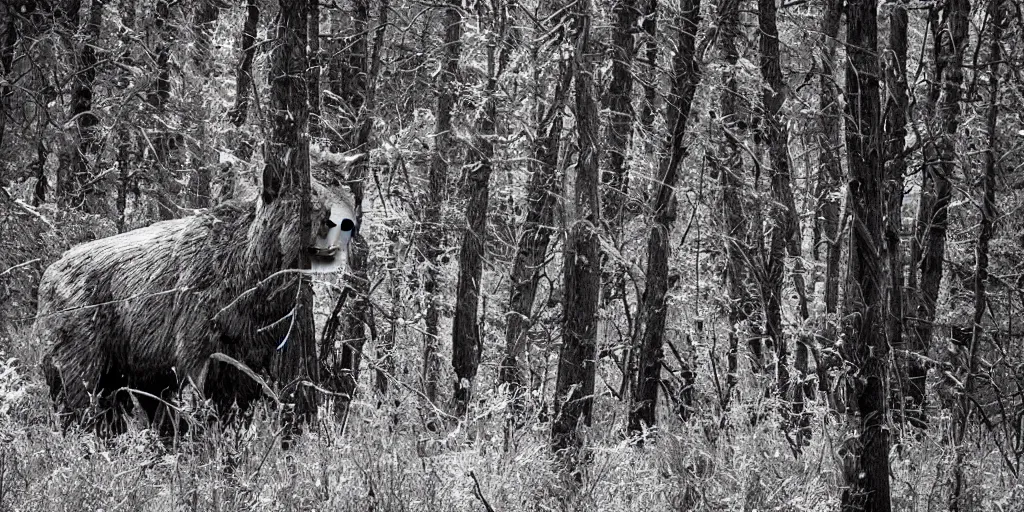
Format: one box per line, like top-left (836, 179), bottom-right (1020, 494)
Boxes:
top-left (35, 192), bottom-right (338, 432)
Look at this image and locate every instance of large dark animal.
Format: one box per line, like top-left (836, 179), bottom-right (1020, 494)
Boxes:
top-left (35, 184), bottom-right (355, 433)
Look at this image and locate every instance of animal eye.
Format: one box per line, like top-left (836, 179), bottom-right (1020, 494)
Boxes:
top-left (325, 219), bottom-right (337, 228)
top-left (339, 219), bottom-right (355, 232)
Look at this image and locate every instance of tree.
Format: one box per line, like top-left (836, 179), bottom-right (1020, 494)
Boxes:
top-left (228, 0), bottom-right (259, 128)
top-left (551, 0), bottom-right (601, 456)
top-left (906, 0), bottom-right (969, 429)
top-left (452, 0), bottom-right (512, 417)
top-left (421, 0), bottom-right (462, 409)
top-left (602, 0), bottom-right (637, 234)
top-left (499, 7), bottom-right (572, 421)
top-left (264, 0), bottom-right (318, 429)
top-left (841, 0), bottom-right (892, 506)
top-left (628, 0), bottom-right (703, 436)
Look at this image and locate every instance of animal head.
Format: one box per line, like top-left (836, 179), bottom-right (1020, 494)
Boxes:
top-left (308, 180), bottom-right (358, 273)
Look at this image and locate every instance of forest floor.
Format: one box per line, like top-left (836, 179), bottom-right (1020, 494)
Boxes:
top-left (0, 326), bottom-right (1019, 511)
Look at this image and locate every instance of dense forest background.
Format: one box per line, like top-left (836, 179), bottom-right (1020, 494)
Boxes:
top-left (1, 0), bottom-right (1024, 509)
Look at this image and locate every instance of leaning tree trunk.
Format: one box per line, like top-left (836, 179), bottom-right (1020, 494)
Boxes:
top-left (628, 0), bottom-right (703, 437)
top-left (950, 1), bottom-right (1000, 507)
top-left (812, 0), bottom-right (844, 411)
top-left (264, 0), bottom-right (318, 431)
top-left (452, 1), bottom-right (512, 417)
top-left (882, 0), bottom-right (910, 426)
top-left (421, 0), bottom-right (462, 409)
top-left (840, 0), bottom-right (892, 507)
top-left (551, 0), bottom-right (601, 457)
top-left (906, 0), bottom-right (968, 429)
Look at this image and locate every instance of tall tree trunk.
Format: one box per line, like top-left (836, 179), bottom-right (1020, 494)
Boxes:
top-left (188, 0), bottom-right (220, 209)
top-left (757, 0), bottom-right (798, 421)
top-left (841, 0), bottom-right (892, 506)
top-left (308, 0), bottom-right (322, 138)
top-left (627, 0), bottom-right (703, 437)
top-left (638, 0), bottom-right (658, 135)
top-left (116, 0), bottom-right (136, 231)
top-left (228, 0), bottom-right (259, 127)
top-left (950, 1), bottom-right (1000, 507)
top-left (421, 0), bottom-right (462, 409)
top-left (452, 1), bottom-right (511, 416)
top-left (812, 0), bottom-right (844, 410)
top-left (883, 0), bottom-right (911, 426)
top-left (710, 0), bottom-right (750, 414)
top-left (551, 0), bottom-right (601, 457)
top-left (59, 0), bottom-right (104, 212)
top-left (907, 0), bottom-right (969, 429)
top-left (148, 0), bottom-right (178, 220)
top-left (0, 7), bottom-right (15, 161)
top-left (264, 0), bottom-right (317, 430)
top-left (602, 0), bottom-right (637, 234)
top-left (499, 49), bottom-right (572, 419)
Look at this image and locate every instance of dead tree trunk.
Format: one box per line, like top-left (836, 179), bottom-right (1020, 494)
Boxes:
top-left (628, 0), bottom-right (703, 437)
top-left (840, 0), bottom-right (892, 507)
top-left (551, 0), bottom-right (601, 457)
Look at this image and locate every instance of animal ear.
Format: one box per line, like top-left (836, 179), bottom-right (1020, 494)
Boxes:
top-left (339, 219), bottom-right (355, 232)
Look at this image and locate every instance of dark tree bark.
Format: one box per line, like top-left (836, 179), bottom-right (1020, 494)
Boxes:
top-left (841, 0), bottom-right (892, 507)
top-left (906, 0), bottom-right (969, 429)
top-left (58, 0), bottom-right (104, 212)
top-left (228, 0), bottom-right (259, 127)
top-left (882, 0), bottom-right (910, 426)
top-left (308, 0), bottom-right (322, 137)
top-left (147, 0), bottom-right (179, 220)
top-left (499, 54), bottom-right (572, 417)
top-left (264, 0), bottom-right (317, 429)
top-left (421, 0), bottom-right (462, 408)
top-left (116, 0), bottom-right (136, 231)
top-left (602, 0), bottom-right (637, 233)
top-left (757, 0), bottom-right (799, 420)
top-left (551, 0), bottom-right (601, 456)
top-left (627, 0), bottom-right (703, 436)
top-left (638, 0), bottom-right (658, 134)
top-left (812, 0), bottom-right (843, 409)
top-left (452, 1), bottom-right (512, 416)
top-left (950, 1), bottom-right (1001, 506)
top-left (0, 5), bottom-right (15, 159)
top-left (709, 0), bottom-right (750, 414)
top-left (188, 0), bottom-right (221, 209)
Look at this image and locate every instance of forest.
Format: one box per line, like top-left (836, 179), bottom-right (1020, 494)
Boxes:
top-left (1, 0), bottom-right (1023, 510)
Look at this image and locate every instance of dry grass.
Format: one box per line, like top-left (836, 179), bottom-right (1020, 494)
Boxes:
top-left (0, 323), bottom-right (1020, 511)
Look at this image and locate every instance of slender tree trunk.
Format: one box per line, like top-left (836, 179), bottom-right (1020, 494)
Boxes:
top-left (841, 0), bottom-right (892, 507)
top-left (452, 1), bottom-right (511, 417)
top-left (638, 0), bottom-right (658, 134)
top-left (907, 0), bottom-right (969, 429)
top-left (421, 0), bottom-right (462, 409)
top-left (551, 0), bottom-right (601, 457)
top-left (883, 0), bottom-right (911, 426)
top-left (499, 53), bottom-right (571, 419)
top-left (602, 0), bottom-right (637, 233)
top-left (710, 0), bottom-right (750, 414)
top-left (59, 0), bottom-right (104, 212)
top-left (115, 0), bottom-right (136, 230)
top-left (757, 0), bottom-right (797, 421)
top-left (950, 1), bottom-right (1000, 507)
top-left (813, 0), bottom-right (844, 409)
top-left (188, 0), bottom-right (220, 209)
top-left (264, 0), bottom-right (317, 430)
top-left (308, 0), bottom-right (322, 138)
top-left (0, 8), bottom-right (15, 160)
top-left (228, 0), bottom-right (259, 127)
top-left (627, 0), bottom-right (703, 437)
